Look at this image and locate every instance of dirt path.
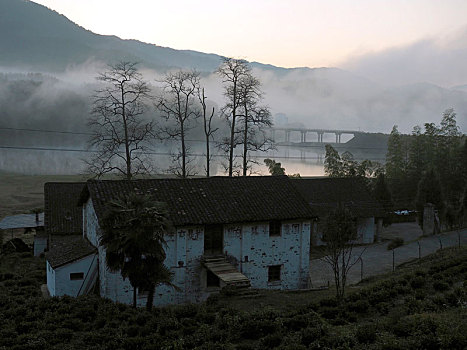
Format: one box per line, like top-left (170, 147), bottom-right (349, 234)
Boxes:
top-left (310, 226), bottom-right (467, 288)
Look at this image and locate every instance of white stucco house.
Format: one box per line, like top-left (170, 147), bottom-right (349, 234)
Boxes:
top-left (43, 182), bottom-right (89, 297)
top-left (292, 177), bottom-right (385, 245)
top-left (46, 235), bottom-right (97, 297)
top-left (75, 176), bottom-right (315, 307)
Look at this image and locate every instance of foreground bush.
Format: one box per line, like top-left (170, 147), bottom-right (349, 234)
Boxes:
top-left (0, 248), bottom-right (466, 349)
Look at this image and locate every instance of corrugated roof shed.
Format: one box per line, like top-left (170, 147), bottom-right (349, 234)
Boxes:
top-left (292, 177), bottom-right (384, 218)
top-left (44, 182), bottom-right (85, 235)
top-left (46, 235), bottom-right (96, 269)
top-left (79, 176), bottom-right (316, 226)
top-left (0, 213), bottom-right (44, 230)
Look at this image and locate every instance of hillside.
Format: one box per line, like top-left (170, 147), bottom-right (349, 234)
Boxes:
top-left (0, 244), bottom-right (466, 348)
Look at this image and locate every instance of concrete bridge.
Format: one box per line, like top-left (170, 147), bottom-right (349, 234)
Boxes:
top-left (271, 127), bottom-right (363, 143)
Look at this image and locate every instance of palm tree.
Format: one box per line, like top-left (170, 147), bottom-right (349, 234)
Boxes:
top-left (100, 191), bottom-right (175, 309)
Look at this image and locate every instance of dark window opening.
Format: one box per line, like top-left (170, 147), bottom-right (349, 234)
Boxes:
top-left (204, 224), bottom-right (223, 255)
top-left (269, 221), bottom-right (281, 237)
top-left (206, 270), bottom-right (220, 287)
top-left (268, 265), bottom-right (281, 282)
top-left (244, 256), bottom-right (249, 262)
top-left (70, 272), bottom-right (84, 281)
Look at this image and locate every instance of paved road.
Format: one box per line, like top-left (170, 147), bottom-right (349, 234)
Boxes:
top-left (309, 227), bottom-right (467, 288)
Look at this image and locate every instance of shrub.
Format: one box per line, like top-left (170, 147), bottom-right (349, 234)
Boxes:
top-left (387, 237), bottom-right (404, 250)
top-left (260, 332), bottom-right (283, 348)
top-left (346, 299), bottom-right (370, 314)
top-left (433, 281), bottom-right (450, 292)
top-left (356, 324), bottom-right (377, 344)
top-left (410, 276), bottom-right (426, 289)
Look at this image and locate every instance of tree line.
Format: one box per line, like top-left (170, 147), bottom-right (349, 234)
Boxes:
top-left (323, 108), bottom-right (467, 229)
top-left (385, 108), bottom-right (467, 229)
top-left (86, 60), bottom-right (273, 180)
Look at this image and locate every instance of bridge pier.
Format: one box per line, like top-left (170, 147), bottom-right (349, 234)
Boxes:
top-left (335, 132), bottom-right (342, 143)
top-left (317, 132), bottom-right (324, 143)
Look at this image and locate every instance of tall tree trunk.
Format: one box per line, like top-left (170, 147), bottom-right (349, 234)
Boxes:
top-left (146, 283), bottom-right (155, 311)
top-left (206, 132), bottom-right (210, 177)
top-left (181, 121), bottom-right (186, 178)
top-left (243, 104), bottom-right (248, 176)
top-left (228, 81), bottom-right (237, 177)
top-left (121, 85), bottom-right (131, 180)
top-left (133, 286), bottom-right (137, 308)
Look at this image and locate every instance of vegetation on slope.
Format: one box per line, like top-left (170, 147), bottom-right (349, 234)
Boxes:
top-left (0, 246), bottom-right (466, 349)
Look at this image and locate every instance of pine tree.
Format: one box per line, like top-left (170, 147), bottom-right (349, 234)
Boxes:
top-left (386, 125), bottom-right (408, 206)
top-left (374, 173), bottom-right (393, 225)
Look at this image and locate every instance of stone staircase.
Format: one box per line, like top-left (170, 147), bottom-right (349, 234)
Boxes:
top-left (202, 255), bottom-right (250, 288)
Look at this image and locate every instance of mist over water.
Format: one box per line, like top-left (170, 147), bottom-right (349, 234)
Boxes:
top-left (0, 48), bottom-right (466, 176)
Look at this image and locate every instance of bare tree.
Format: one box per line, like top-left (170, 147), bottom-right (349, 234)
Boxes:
top-left (156, 70), bottom-right (200, 178)
top-left (216, 58), bottom-right (251, 176)
top-left (237, 74), bottom-right (274, 176)
top-left (321, 204), bottom-right (364, 301)
top-left (87, 61), bottom-right (153, 179)
top-left (197, 86), bottom-right (218, 177)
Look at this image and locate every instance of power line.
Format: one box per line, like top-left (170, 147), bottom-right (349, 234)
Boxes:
top-left (0, 145), bottom-right (387, 161)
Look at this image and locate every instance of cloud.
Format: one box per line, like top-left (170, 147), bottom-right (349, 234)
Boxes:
top-left (340, 26), bottom-right (467, 88)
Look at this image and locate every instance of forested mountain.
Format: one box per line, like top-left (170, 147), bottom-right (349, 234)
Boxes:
top-left (1, 0), bottom-right (466, 135)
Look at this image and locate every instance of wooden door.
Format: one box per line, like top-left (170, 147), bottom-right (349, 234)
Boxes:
top-left (204, 224), bottom-right (223, 255)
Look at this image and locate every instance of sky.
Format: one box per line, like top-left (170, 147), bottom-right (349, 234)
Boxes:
top-left (32, 0), bottom-right (467, 69)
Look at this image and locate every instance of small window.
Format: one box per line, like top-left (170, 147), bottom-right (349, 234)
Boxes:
top-left (70, 272), bottom-right (84, 281)
top-left (268, 265), bottom-right (281, 282)
top-left (269, 221), bottom-right (281, 237)
top-left (206, 270), bottom-right (220, 287)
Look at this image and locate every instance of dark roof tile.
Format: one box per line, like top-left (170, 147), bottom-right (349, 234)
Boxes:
top-left (292, 177), bottom-right (384, 218)
top-left (44, 182), bottom-right (85, 235)
top-left (46, 235), bottom-right (96, 269)
top-left (80, 176), bottom-right (315, 226)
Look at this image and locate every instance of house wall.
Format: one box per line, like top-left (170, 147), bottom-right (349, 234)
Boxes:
top-left (84, 198), bottom-right (99, 247)
top-left (224, 221), bottom-right (311, 290)
top-left (312, 217), bottom-right (375, 246)
top-left (34, 236), bottom-right (48, 256)
top-left (85, 198), bottom-right (311, 306)
top-left (97, 226), bottom-right (205, 307)
top-left (46, 260), bottom-right (55, 296)
top-left (357, 217), bottom-right (375, 244)
top-left (47, 254), bottom-right (96, 297)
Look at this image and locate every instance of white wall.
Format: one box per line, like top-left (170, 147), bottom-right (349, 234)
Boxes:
top-left (46, 260), bottom-right (55, 296)
top-left (312, 217), bottom-right (375, 246)
top-left (224, 221), bottom-right (311, 290)
top-left (357, 217), bottom-right (375, 244)
top-left (85, 198), bottom-right (311, 306)
top-left (48, 254), bottom-right (97, 297)
top-left (98, 226), bottom-right (206, 307)
top-left (84, 198), bottom-right (99, 247)
top-left (34, 236), bottom-right (48, 257)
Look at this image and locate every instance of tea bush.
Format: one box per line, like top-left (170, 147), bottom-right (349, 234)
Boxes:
top-left (1, 247), bottom-right (466, 349)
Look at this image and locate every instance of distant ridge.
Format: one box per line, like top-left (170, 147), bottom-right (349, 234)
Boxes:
top-left (0, 0), bottom-right (317, 73)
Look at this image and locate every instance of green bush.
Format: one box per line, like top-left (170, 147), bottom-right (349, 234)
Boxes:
top-left (387, 237), bottom-right (404, 250)
top-left (356, 324), bottom-right (377, 344)
top-left (410, 276), bottom-right (426, 289)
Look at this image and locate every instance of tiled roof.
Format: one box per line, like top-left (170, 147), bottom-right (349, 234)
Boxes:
top-left (44, 182), bottom-right (85, 235)
top-left (0, 213), bottom-right (44, 230)
top-left (46, 235), bottom-right (96, 269)
top-left (79, 176), bottom-right (315, 227)
top-left (292, 177), bottom-right (384, 218)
